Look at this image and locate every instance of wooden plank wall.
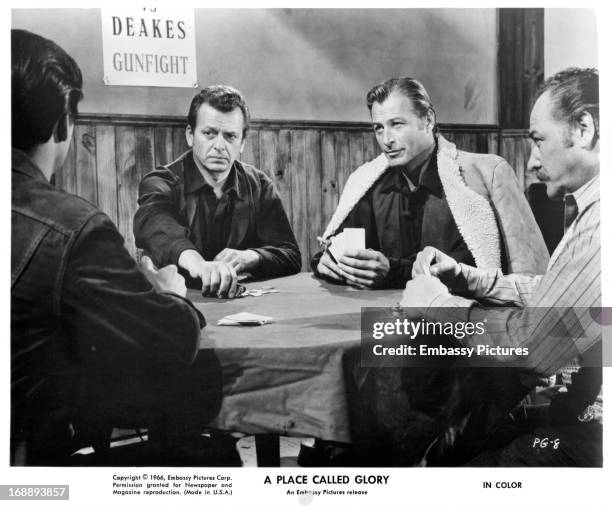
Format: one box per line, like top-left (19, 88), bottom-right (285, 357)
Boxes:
top-left (58, 114), bottom-right (532, 270)
top-left (499, 129), bottom-right (536, 192)
top-left (498, 8), bottom-right (544, 129)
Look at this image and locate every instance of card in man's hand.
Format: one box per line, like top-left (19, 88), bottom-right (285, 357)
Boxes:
top-left (327, 228), bottom-right (365, 263)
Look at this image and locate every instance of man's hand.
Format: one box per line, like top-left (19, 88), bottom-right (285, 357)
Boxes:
top-left (316, 251), bottom-right (346, 282)
top-left (337, 248), bottom-right (390, 289)
top-left (214, 248), bottom-right (261, 274)
top-left (139, 256), bottom-right (187, 298)
top-left (401, 275), bottom-right (450, 314)
top-left (195, 261), bottom-right (239, 298)
top-left (178, 250), bottom-right (238, 298)
top-left (412, 246), bottom-right (461, 284)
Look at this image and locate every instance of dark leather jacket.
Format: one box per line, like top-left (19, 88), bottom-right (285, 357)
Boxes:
top-left (11, 149), bottom-right (204, 464)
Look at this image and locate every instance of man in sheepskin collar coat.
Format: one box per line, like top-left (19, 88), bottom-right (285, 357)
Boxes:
top-left (311, 77), bottom-right (548, 289)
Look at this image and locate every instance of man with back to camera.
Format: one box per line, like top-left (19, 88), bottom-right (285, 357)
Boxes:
top-left (405, 68), bottom-right (601, 466)
top-left (133, 85), bottom-right (301, 298)
top-left (312, 77), bottom-right (549, 288)
top-left (11, 29), bottom-right (222, 465)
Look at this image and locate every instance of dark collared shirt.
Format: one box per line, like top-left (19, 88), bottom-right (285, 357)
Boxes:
top-left (374, 145), bottom-right (440, 269)
top-left (134, 151), bottom-right (301, 280)
top-left (186, 165), bottom-right (240, 261)
top-left (312, 143), bottom-right (474, 288)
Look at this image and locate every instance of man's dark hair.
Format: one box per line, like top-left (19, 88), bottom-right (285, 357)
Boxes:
top-left (187, 85), bottom-right (250, 139)
top-left (12, 29), bottom-right (83, 152)
top-left (366, 77), bottom-right (438, 134)
top-left (536, 67), bottom-right (599, 144)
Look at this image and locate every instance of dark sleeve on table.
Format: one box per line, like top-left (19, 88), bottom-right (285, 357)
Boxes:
top-left (133, 168), bottom-right (197, 267)
top-left (63, 212), bottom-right (204, 377)
top-left (249, 180), bottom-right (302, 277)
top-left (447, 234), bottom-right (477, 267)
top-left (385, 255), bottom-right (415, 288)
top-left (386, 247), bottom-right (473, 289)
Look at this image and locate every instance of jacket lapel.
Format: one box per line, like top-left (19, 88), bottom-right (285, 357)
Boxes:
top-left (436, 137), bottom-right (501, 269)
top-left (322, 153), bottom-right (388, 240)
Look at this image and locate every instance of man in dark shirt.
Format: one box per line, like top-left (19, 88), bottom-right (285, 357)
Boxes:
top-left (11, 29), bottom-right (215, 465)
top-left (312, 77), bottom-right (549, 288)
top-left (314, 139), bottom-right (473, 287)
top-left (134, 86), bottom-right (301, 298)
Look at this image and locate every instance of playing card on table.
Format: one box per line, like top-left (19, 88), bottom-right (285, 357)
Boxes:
top-left (236, 286), bottom-right (279, 298)
top-left (217, 312), bottom-right (274, 326)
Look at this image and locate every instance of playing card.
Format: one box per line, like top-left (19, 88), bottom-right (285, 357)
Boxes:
top-left (343, 228), bottom-right (365, 251)
top-left (328, 228), bottom-right (365, 261)
top-left (217, 312), bottom-right (274, 326)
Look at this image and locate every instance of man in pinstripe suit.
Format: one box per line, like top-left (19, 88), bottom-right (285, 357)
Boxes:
top-left (405, 68), bottom-right (601, 466)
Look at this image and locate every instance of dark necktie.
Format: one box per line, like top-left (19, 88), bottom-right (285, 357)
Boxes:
top-left (563, 194), bottom-right (579, 233)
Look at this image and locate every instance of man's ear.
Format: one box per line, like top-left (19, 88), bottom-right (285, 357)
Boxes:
top-left (53, 114), bottom-right (69, 143)
top-left (185, 125), bottom-right (194, 148)
top-left (239, 136), bottom-right (246, 154)
top-left (575, 111), bottom-right (597, 149)
top-left (423, 110), bottom-right (435, 134)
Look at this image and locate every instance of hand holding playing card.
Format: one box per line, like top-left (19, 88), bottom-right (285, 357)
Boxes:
top-left (337, 248), bottom-right (390, 289)
top-left (316, 251), bottom-right (345, 282)
top-left (318, 228), bottom-right (368, 284)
